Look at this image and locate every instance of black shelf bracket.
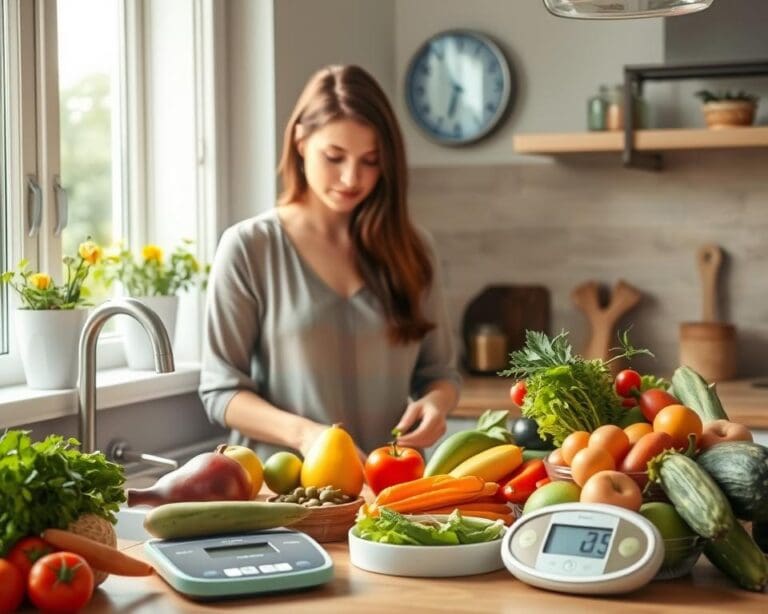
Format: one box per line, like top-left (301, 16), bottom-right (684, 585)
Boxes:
top-left (622, 59), bottom-right (768, 171)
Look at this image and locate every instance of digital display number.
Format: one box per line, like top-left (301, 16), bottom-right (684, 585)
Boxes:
top-left (543, 524), bottom-right (613, 559)
top-left (205, 542), bottom-right (275, 559)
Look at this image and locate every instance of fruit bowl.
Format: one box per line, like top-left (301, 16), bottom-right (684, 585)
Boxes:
top-left (267, 495), bottom-right (364, 543)
top-left (654, 535), bottom-right (707, 580)
top-left (543, 459), bottom-right (667, 502)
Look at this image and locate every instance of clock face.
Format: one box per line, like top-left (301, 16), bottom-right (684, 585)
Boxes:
top-left (405, 30), bottom-right (513, 146)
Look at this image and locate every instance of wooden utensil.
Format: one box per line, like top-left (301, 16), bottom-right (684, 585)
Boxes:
top-left (679, 244), bottom-right (737, 382)
top-left (571, 279), bottom-right (642, 373)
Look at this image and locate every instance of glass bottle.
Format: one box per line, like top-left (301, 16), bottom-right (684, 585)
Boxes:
top-left (587, 85), bottom-right (608, 131)
top-left (606, 85), bottom-right (624, 131)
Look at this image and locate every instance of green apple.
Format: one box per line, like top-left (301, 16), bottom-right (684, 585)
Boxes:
top-left (639, 501), bottom-right (697, 568)
top-left (523, 481), bottom-right (581, 515)
top-left (263, 451), bottom-right (303, 495)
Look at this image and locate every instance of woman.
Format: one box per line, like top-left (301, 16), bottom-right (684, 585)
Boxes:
top-left (199, 65), bottom-right (460, 459)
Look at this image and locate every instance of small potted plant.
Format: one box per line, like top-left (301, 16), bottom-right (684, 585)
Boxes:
top-left (95, 239), bottom-right (207, 369)
top-left (1, 239), bottom-right (101, 389)
top-left (695, 89), bottom-right (759, 129)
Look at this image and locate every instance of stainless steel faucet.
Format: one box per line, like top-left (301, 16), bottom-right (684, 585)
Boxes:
top-left (78, 298), bottom-right (175, 453)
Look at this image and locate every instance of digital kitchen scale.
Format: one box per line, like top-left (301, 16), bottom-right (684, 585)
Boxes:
top-left (144, 528), bottom-right (333, 600)
top-left (501, 503), bottom-right (663, 595)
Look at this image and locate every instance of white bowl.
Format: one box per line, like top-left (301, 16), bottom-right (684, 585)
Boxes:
top-left (348, 515), bottom-right (506, 577)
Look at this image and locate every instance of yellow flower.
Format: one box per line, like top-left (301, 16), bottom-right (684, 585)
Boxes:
top-left (78, 240), bottom-right (102, 265)
top-left (29, 273), bottom-right (52, 290)
top-left (142, 244), bottom-right (164, 263)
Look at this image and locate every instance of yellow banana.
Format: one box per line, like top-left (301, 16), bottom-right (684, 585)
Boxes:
top-left (449, 444), bottom-right (523, 482)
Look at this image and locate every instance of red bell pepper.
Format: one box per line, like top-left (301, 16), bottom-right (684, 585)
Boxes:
top-left (500, 459), bottom-right (548, 504)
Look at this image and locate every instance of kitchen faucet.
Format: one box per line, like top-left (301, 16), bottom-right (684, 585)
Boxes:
top-left (78, 298), bottom-right (175, 454)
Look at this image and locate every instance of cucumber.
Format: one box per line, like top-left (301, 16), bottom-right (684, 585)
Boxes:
top-left (143, 501), bottom-right (310, 539)
top-left (522, 449), bottom-right (552, 462)
top-left (647, 451), bottom-right (733, 540)
top-left (704, 520), bottom-right (768, 592)
top-left (670, 366), bottom-right (729, 422)
top-left (697, 442), bottom-right (768, 521)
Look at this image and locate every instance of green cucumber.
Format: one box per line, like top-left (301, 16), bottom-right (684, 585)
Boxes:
top-left (704, 521), bottom-right (768, 592)
top-left (424, 430), bottom-right (505, 476)
top-left (143, 500), bottom-right (310, 539)
top-left (670, 366), bottom-right (729, 422)
top-left (522, 449), bottom-right (552, 462)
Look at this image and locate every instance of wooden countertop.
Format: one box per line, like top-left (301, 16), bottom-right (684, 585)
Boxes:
top-left (60, 538), bottom-right (765, 613)
top-left (454, 376), bottom-right (768, 430)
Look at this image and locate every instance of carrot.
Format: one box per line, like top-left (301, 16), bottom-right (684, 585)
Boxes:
top-left (373, 475), bottom-right (457, 506)
top-left (42, 529), bottom-right (154, 576)
top-left (380, 485), bottom-right (488, 514)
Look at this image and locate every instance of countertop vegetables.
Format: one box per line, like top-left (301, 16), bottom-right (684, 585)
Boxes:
top-left (354, 508), bottom-right (506, 546)
top-left (0, 430), bottom-right (125, 557)
top-left (499, 331), bottom-right (652, 446)
top-left (364, 431), bottom-right (425, 495)
top-left (41, 529), bottom-right (153, 577)
top-left (670, 365), bottom-right (729, 422)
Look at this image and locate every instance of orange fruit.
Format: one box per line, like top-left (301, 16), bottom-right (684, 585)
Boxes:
top-left (561, 431), bottom-right (591, 466)
top-left (570, 447), bottom-right (615, 487)
top-left (652, 404), bottom-right (703, 450)
top-left (588, 425), bottom-right (631, 464)
top-left (624, 422), bottom-right (653, 446)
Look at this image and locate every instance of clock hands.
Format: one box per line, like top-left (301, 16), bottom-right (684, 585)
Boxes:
top-left (447, 82), bottom-right (463, 118)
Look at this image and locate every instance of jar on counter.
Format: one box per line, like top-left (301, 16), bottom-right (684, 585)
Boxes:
top-left (606, 84), bottom-right (648, 132)
top-left (587, 85), bottom-right (608, 131)
top-left (467, 324), bottom-right (508, 374)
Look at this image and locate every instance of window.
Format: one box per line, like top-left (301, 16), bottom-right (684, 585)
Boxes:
top-left (0, 0), bottom-right (223, 388)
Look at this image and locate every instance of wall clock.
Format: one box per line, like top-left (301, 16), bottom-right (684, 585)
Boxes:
top-left (405, 30), bottom-right (514, 146)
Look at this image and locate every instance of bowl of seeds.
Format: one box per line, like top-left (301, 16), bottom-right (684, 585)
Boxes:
top-left (268, 486), bottom-right (365, 542)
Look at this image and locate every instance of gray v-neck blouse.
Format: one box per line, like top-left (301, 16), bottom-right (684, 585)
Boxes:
top-left (199, 209), bottom-right (460, 457)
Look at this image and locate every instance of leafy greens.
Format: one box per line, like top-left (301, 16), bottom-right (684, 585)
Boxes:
top-left (0, 430), bottom-right (126, 555)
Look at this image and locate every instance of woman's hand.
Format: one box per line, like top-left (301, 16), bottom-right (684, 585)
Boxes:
top-left (393, 398), bottom-right (447, 449)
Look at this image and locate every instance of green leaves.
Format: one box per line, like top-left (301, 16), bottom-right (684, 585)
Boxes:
top-left (499, 330), bottom-right (575, 379)
top-left (0, 430), bottom-right (126, 556)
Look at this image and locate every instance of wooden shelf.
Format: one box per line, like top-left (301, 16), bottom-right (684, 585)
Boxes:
top-left (513, 126), bottom-right (768, 155)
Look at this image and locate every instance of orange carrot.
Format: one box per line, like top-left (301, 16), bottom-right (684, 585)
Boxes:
top-left (380, 487), bottom-right (487, 515)
top-left (42, 529), bottom-right (154, 576)
top-left (373, 475), bottom-right (456, 506)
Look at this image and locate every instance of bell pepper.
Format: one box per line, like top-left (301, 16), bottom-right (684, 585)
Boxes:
top-left (500, 459), bottom-right (548, 504)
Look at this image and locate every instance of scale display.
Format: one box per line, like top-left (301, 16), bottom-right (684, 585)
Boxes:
top-left (501, 503), bottom-right (663, 595)
top-left (144, 528), bottom-right (333, 600)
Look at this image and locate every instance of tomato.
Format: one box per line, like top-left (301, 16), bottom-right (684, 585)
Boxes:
top-left (27, 552), bottom-right (94, 614)
top-left (638, 388), bottom-right (679, 423)
top-left (570, 447), bottom-right (615, 487)
top-left (509, 381), bottom-right (527, 406)
top-left (500, 459), bottom-right (548, 504)
top-left (364, 440), bottom-right (424, 495)
top-left (615, 369), bottom-right (642, 398)
top-left (652, 404), bottom-right (703, 450)
top-left (7, 536), bottom-right (56, 580)
top-left (588, 425), bottom-right (630, 464)
top-left (560, 431), bottom-right (590, 466)
top-left (623, 422), bottom-right (653, 446)
top-left (0, 559), bottom-right (25, 613)
top-left (621, 397), bottom-right (638, 408)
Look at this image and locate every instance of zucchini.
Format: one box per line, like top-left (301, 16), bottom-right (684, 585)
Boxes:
top-left (143, 500), bottom-right (310, 539)
top-left (670, 366), bottom-right (729, 422)
top-left (424, 430), bottom-right (506, 477)
top-left (647, 451), bottom-right (733, 540)
top-left (697, 442), bottom-right (768, 521)
top-left (704, 521), bottom-right (768, 592)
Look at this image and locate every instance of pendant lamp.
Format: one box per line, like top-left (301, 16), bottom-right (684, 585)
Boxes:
top-left (543, 0), bottom-right (714, 19)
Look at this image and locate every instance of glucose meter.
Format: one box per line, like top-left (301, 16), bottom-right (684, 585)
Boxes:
top-left (502, 503), bottom-right (663, 595)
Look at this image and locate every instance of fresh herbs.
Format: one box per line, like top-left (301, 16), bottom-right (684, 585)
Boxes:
top-left (354, 507), bottom-right (505, 546)
top-left (0, 430), bottom-right (126, 556)
top-left (500, 330), bottom-right (653, 447)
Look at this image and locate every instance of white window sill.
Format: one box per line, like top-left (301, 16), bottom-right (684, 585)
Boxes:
top-left (0, 362), bottom-right (201, 428)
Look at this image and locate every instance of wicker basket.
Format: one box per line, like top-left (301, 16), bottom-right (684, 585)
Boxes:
top-left (268, 496), bottom-right (364, 543)
top-left (702, 101), bottom-right (756, 129)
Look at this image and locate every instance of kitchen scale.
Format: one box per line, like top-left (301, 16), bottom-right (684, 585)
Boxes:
top-left (501, 503), bottom-right (664, 595)
top-left (144, 528), bottom-right (333, 600)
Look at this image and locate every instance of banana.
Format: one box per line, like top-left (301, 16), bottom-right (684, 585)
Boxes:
top-left (449, 444), bottom-right (523, 482)
top-left (424, 430), bottom-right (506, 477)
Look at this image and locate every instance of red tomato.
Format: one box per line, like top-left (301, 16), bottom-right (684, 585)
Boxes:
top-left (0, 559), bottom-right (25, 613)
top-left (621, 397), bottom-right (638, 408)
top-left (500, 459), bottom-right (548, 504)
top-left (509, 381), bottom-right (527, 406)
top-left (27, 552), bottom-right (94, 614)
top-left (364, 441), bottom-right (425, 495)
top-left (614, 369), bottom-right (642, 398)
top-left (7, 536), bottom-right (55, 580)
top-left (638, 388), bottom-right (679, 423)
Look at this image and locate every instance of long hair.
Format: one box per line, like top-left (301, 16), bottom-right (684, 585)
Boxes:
top-left (278, 65), bottom-right (434, 344)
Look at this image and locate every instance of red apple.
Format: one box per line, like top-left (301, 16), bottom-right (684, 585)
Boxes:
top-left (579, 470), bottom-right (643, 512)
top-left (699, 419), bottom-right (753, 451)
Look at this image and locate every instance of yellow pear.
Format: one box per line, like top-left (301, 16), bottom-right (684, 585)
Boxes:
top-left (300, 424), bottom-right (364, 497)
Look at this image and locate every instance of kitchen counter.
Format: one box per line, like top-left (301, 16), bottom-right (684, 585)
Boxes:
top-left (454, 376), bottom-right (768, 430)
top-left (68, 538), bottom-right (765, 613)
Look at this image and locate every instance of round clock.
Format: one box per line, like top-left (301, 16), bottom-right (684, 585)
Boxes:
top-left (405, 30), bottom-right (514, 146)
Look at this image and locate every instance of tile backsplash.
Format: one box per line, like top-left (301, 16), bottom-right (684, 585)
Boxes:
top-left (410, 150), bottom-right (768, 378)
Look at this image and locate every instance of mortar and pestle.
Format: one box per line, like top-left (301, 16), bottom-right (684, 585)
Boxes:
top-left (679, 244), bottom-right (737, 382)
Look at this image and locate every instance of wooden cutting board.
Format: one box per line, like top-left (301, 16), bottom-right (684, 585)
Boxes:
top-left (461, 285), bottom-right (550, 371)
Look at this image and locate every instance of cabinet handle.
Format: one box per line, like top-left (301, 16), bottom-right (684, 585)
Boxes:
top-left (26, 175), bottom-right (42, 237)
top-left (53, 175), bottom-right (68, 236)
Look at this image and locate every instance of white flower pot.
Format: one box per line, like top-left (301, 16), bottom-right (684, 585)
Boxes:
top-left (15, 308), bottom-right (89, 390)
top-left (118, 295), bottom-right (178, 370)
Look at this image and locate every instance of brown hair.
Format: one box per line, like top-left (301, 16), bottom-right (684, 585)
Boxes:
top-left (278, 65), bottom-right (434, 344)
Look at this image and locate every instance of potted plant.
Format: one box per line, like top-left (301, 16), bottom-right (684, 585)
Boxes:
top-left (95, 239), bottom-right (207, 369)
top-left (1, 239), bottom-right (101, 389)
top-left (695, 89), bottom-right (759, 129)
